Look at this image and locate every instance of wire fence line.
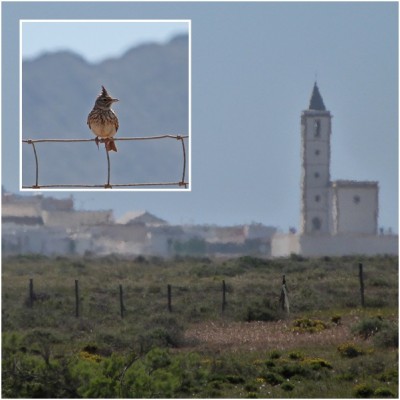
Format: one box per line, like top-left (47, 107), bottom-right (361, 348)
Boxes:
top-left (25, 276), bottom-right (289, 319)
top-left (22, 265), bottom-right (370, 319)
top-left (22, 135), bottom-right (189, 189)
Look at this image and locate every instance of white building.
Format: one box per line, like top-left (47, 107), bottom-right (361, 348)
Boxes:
top-left (272, 83), bottom-right (397, 257)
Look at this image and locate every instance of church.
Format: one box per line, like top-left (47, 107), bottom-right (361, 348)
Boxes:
top-left (271, 83), bottom-right (397, 257)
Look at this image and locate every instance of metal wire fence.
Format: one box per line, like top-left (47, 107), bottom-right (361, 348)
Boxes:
top-left (22, 134), bottom-right (189, 189)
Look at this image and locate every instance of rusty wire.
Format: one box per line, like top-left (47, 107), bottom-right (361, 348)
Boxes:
top-left (22, 135), bottom-right (189, 189)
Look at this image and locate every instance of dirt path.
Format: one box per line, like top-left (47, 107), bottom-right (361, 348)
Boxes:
top-left (184, 320), bottom-right (354, 352)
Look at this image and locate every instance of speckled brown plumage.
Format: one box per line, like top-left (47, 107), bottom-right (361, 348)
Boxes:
top-left (87, 86), bottom-right (119, 152)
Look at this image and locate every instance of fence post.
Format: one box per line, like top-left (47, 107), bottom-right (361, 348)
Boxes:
top-left (119, 284), bottom-right (124, 318)
top-left (167, 284), bottom-right (172, 312)
top-left (75, 280), bottom-right (79, 318)
top-left (105, 147), bottom-right (112, 188)
top-left (359, 263), bottom-right (365, 308)
top-left (29, 278), bottom-right (34, 308)
top-left (279, 275), bottom-right (290, 314)
top-left (222, 280), bottom-right (227, 314)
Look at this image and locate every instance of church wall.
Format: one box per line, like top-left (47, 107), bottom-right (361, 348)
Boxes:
top-left (271, 233), bottom-right (397, 257)
top-left (299, 234), bottom-right (397, 257)
top-left (333, 184), bottom-right (378, 235)
top-left (303, 165), bottom-right (330, 189)
top-left (271, 233), bottom-right (301, 257)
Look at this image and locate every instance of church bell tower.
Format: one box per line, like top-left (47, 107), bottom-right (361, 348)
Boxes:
top-left (300, 82), bottom-right (332, 234)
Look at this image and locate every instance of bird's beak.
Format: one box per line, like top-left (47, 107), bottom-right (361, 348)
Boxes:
top-left (112, 98), bottom-right (119, 102)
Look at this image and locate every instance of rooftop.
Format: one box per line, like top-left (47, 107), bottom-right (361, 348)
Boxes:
top-left (308, 82), bottom-right (326, 111)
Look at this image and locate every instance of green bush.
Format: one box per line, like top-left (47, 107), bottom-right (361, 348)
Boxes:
top-left (337, 342), bottom-right (365, 358)
top-left (288, 351), bottom-right (304, 360)
top-left (292, 318), bottom-right (328, 333)
top-left (269, 350), bottom-right (282, 360)
top-left (302, 358), bottom-right (333, 370)
top-left (281, 382), bottom-right (295, 391)
top-left (279, 363), bottom-right (309, 378)
top-left (373, 322), bottom-right (398, 348)
top-left (237, 256), bottom-right (269, 269)
top-left (225, 375), bottom-right (245, 384)
top-left (336, 371), bottom-right (356, 381)
top-left (3, 349), bottom-right (79, 398)
top-left (138, 315), bottom-right (185, 352)
top-left (23, 329), bottom-right (61, 365)
top-left (331, 314), bottom-right (342, 325)
top-left (378, 368), bottom-right (398, 383)
top-left (289, 253), bottom-right (306, 262)
top-left (264, 372), bottom-right (284, 386)
top-left (246, 301), bottom-right (279, 322)
top-left (352, 383), bottom-right (374, 398)
top-left (352, 317), bottom-right (384, 339)
top-left (374, 387), bottom-right (396, 398)
top-left (265, 360), bottom-right (275, 368)
top-left (121, 348), bottom-right (200, 398)
top-left (244, 382), bottom-right (258, 392)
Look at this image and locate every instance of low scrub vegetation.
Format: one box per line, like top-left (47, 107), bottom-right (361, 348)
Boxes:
top-left (2, 254), bottom-right (398, 398)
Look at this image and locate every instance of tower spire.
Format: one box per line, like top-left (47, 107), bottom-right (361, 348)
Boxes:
top-left (309, 82), bottom-right (326, 111)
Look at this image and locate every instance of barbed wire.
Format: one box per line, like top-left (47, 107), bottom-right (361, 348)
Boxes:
top-left (22, 135), bottom-right (189, 189)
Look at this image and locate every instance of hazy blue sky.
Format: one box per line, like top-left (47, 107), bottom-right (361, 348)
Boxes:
top-left (21, 20), bottom-right (189, 62)
top-left (3, 2), bottom-right (398, 232)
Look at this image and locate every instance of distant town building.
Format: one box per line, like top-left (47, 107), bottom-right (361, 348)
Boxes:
top-left (117, 211), bottom-right (168, 226)
top-left (2, 189), bottom-right (276, 257)
top-left (2, 190), bottom-right (113, 256)
top-left (272, 83), bottom-right (397, 257)
top-left (42, 210), bottom-right (113, 228)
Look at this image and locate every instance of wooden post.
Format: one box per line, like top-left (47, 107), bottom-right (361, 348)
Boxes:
top-left (29, 278), bottom-right (34, 308)
top-left (279, 275), bottom-right (289, 314)
top-left (75, 280), bottom-right (79, 318)
top-left (167, 284), bottom-right (172, 312)
top-left (359, 263), bottom-right (365, 308)
top-left (222, 280), bottom-right (227, 314)
top-left (119, 284), bottom-right (124, 318)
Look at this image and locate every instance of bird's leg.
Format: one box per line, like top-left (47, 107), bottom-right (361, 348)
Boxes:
top-left (95, 136), bottom-right (100, 150)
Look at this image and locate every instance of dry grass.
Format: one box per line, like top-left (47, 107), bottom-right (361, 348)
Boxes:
top-left (184, 318), bottom-right (357, 352)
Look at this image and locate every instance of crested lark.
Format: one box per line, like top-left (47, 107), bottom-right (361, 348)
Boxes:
top-left (87, 86), bottom-right (119, 152)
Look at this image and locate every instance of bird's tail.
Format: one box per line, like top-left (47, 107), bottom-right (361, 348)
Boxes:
top-left (105, 138), bottom-right (117, 152)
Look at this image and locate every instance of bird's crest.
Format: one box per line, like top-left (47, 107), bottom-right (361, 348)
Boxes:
top-left (101, 85), bottom-right (110, 97)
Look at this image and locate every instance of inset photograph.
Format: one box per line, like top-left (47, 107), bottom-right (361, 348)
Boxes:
top-left (20, 20), bottom-right (191, 190)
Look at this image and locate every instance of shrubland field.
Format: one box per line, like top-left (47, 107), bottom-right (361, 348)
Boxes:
top-left (2, 254), bottom-right (398, 398)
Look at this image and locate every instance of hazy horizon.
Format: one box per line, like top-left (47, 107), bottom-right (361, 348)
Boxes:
top-left (3, 2), bottom-right (398, 233)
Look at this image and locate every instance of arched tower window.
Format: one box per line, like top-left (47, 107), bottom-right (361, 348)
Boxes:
top-left (314, 120), bottom-right (321, 137)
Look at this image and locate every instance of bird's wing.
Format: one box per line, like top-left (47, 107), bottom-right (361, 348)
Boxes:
top-left (112, 110), bottom-right (119, 132)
